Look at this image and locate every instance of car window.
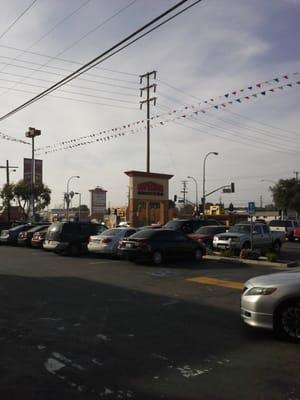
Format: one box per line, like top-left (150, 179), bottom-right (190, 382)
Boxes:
top-left (173, 231), bottom-right (188, 241)
top-left (181, 223), bottom-right (193, 233)
top-left (124, 229), bottom-right (136, 237)
top-left (262, 225), bottom-right (269, 234)
top-left (286, 221), bottom-right (293, 227)
top-left (269, 220), bottom-right (286, 227)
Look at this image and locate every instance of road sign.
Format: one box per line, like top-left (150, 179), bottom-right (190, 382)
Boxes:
top-left (247, 202), bottom-right (256, 215)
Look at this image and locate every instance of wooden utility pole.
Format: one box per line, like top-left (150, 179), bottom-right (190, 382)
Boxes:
top-left (139, 71), bottom-right (157, 173)
top-left (0, 160), bottom-right (18, 222)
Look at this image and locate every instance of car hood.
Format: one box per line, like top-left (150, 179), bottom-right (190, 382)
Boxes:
top-left (215, 232), bottom-right (243, 239)
top-left (246, 269), bottom-right (300, 288)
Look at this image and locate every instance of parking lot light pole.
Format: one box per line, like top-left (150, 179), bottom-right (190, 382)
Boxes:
top-left (25, 127), bottom-right (41, 223)
top-left (187, 175), bottom-right (198, 214)
top-left (66, 176), bottom-right (80, 221)
top-left (74, 192), bottom-right (81, 222)
top-left (202, 152), bottom-right (218, 217)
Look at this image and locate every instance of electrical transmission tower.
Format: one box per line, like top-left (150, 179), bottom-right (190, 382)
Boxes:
top-left (139, 70), bottom-right (157, 173)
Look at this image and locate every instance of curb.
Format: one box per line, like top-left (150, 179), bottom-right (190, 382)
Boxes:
top-left (203, 254), bottom-right (298, 269)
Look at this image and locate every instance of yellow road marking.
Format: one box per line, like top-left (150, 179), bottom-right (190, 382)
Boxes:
top-left (187, 276), bottom-right (244, 290)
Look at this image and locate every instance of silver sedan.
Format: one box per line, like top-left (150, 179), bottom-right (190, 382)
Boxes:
top-left (88, 227), bottom-right (137, 256)
top-left (241, 269), bottom-right (300, 341)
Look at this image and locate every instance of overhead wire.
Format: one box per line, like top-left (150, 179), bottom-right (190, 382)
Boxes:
top-left (0, 0), bottom-right (203, 121)
top-left (0, 0), bottom-right (139, 98)
top-left (0, 0), bottom-right (39, 41)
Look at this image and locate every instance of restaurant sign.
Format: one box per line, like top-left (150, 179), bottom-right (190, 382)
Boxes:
top-left (137, 181), bottom-right (164, 196)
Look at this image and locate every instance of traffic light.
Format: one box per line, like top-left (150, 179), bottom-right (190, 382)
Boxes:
top-left (231, 182), bottom-right (235, 193)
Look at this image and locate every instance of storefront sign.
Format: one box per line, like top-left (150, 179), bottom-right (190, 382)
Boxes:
top-left (23, 158), bottom-right (43, 184)
top-left (137, 181), bottom-right (164, 196)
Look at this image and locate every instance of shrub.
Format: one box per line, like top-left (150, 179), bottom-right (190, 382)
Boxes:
top-left (265, 252), bottom-right (278, 262)
top-left (239, 249), bottom-right (259, 260)
top-left (221, 249), bottom-right (235, 258)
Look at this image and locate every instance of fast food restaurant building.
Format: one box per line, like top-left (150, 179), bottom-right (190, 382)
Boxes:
top-left (125, 170), bottom-right (174, 227)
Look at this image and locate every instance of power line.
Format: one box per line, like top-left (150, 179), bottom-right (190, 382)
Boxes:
top-left (0, 0), bottom-right (202, 121)
top-left (0, 55), bottom-right (138, 85)
top-left (0, 0), bottom-right (39, 41)
top-left (0, 0), bottom-right (139, 98)
top-left (0, 43), bottom-right (137, 77)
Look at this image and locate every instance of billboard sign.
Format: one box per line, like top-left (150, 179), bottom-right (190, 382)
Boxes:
top-left (137, 181), bottom-right (164, 196)
top-left (23, 158), bottom-right (43, 184)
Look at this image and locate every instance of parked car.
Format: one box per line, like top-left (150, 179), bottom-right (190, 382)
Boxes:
top-left (269, 219), bottom-right (299, 241)
top-left (213, 223), bottom-right (284, 253)
top-left (163, 218), bottom-right (222, 234)
top-left (31, 227), bottom-right (49, 248)
top-left (43, 222), bottom-right (108, 256)
top-left (0, 224), bottom-right (32, 245)
top-left (17, 224), bottom-right (49, 247)
top-left (189, 225), bottom-right (228, 249)
top-left (294, 226), bottom-right (300, 240)
top-left (88, 227), bottom-right (137, 256)
top-left (241, 269), bottom-right (300, 341)
top-left (118, 228), bottom-right (205, 265)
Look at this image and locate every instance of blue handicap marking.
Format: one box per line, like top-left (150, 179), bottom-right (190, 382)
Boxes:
top-left (247, 202), bottom-right (256, 215)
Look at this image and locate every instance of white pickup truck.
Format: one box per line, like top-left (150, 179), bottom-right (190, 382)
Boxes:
top-left (213, 223), bottom-right (285, 253)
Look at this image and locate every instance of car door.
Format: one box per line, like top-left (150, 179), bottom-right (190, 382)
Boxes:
top-left (252, 225), bottom-right (264, 248)
top-left (171, 231), bottom-right (194, 259)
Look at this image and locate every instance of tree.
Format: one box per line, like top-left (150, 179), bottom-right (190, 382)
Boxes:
top-left (2, 180), bottom-right (51, 219)
top-left (270, 178), bottom-right (300, 215)
top-left (0, 183), bottom-right (14, 209)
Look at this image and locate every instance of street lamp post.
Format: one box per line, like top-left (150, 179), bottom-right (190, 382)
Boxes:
top-left (66, 176), bottom-right (80, 221)
top-left (202, 152), bottom-right (219, 218)
top-left (187, 175), bottom-right (199, 215)
top-left (25, 127), bottom-right (41, 223)
top-left (74, 192), bottom-right (81, 222)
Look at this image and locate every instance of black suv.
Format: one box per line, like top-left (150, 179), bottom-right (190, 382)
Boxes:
top-left (44, 222), bottom-right (107, 256)
top-left (163, 218), bottom-right (222, 234)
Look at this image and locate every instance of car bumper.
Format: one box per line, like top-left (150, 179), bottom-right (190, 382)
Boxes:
top-left (241, 296), bottom-right (274, 330)
top-left (118, 247), bottom-right (150, 261)
top-left (213, 242), bottom-right (240, 250)
top-left (88, 244), bottom-right (114, 254)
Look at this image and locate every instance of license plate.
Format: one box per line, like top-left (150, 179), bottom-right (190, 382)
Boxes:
top-left (125, 243), bottom-right (132, 248)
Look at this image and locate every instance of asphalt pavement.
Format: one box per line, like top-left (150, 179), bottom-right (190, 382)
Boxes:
top-left (0, 245), bottom-right (299, 400)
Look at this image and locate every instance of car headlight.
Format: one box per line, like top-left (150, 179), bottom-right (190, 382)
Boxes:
top-left (244, 287), bottom-right (277, 296)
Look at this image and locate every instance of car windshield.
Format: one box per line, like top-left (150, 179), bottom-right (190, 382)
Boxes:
top-left (129, 230), bottom-right (157, 239)
top-left (269, 220), bottom-right (286, 227)
top-left (10, 225), bottom-right (28, 231)
top-left (164, 220), bottom-right (182, 229)
top-left (195, 226), bottom-right (222, 234)
top-left (101, 229), bottom-right (121, 236)
top-left (229, 225), bottom-right (251, 233)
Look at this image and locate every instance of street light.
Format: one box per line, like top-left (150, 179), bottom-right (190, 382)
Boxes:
top-left (25, 127), bottom-right (41, 223)
top-left (66, 175), bottom-right (80, 221)
top-left (202, 152), bottom-right (219, 217)
top-left (74, 192), bottom-right (81, 222)
top-left (187, 175), bottom-right (199, 214)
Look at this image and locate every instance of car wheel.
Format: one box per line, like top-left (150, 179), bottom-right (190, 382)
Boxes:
top-left (194, 248), bottom-right (203, 261)
top-left (274, 300), bottom-right (300, 342)
top-left (152, 250), bottom-right (163, 266)
top-left (70, 244), bottom-right (81, 257)
top-left (273, 240), bottom-right (281, 254)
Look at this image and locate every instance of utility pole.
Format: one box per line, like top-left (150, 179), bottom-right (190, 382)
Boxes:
top-left (260, 195), bottom-right (263, 208)
top-left (181, 180), bottom-right (188, 205)
top-left (0, 160), bottom-right (18, 223)
top-left (294, 171), bottom-right (299, 183)
top-left (139, 70), bottom-right (157, 173)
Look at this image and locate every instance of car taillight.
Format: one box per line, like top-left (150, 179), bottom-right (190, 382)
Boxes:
top-left (102, 238), bottom-right (112, 244)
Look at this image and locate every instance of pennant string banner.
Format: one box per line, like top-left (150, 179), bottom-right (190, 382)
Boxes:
top-left (32, 73), bottom-right (300, 155)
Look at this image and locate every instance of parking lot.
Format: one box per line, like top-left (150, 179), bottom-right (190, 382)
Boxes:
top-left (0, 244), bottom-right (299, 400)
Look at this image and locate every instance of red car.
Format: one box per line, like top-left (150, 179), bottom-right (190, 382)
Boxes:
top-left (294, 227), bottom-right (300, 240)
top-left (189, 225), bottom-right (228, 249)
top-left (31, 227), bottom-right (49, 248)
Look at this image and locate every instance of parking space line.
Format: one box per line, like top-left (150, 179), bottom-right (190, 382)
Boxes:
top-left (186, 276), bottom-right (244, 290)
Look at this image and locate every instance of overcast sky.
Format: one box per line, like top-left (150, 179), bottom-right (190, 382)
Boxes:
top-left (0, 0), bottom-right (299, 210)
